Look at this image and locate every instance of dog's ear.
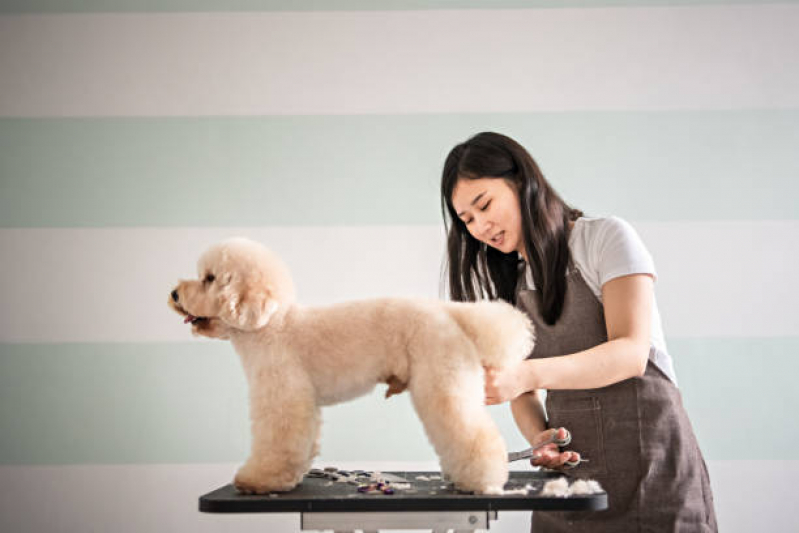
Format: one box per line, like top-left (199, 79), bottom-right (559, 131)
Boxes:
top-left (219, 285), bottom-right (279, 331)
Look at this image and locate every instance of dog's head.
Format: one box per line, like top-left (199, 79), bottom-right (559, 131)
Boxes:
top-left (168, 237), bottom-right (295, 338)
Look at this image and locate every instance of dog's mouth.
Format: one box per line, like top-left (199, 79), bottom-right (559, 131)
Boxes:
top-left (183, 314), bottom-right (209, 326)
top-left (171, 301), bottom-right (211, 326)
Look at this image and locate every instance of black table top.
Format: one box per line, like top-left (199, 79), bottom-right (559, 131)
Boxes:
top-left (199, 471), bottom-right (607, 513)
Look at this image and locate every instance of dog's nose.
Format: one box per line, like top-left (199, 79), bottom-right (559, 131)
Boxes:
top-left (171, 289), bottom-right (179, 302)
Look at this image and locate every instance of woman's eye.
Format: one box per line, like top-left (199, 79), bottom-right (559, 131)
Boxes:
top-left (204, 274), bottom-right (215, 283)
top-left (480, 200), bottom-right (491, 211)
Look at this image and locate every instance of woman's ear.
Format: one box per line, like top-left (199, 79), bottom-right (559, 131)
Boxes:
top-left (219, 283), bottom-right (279, 331)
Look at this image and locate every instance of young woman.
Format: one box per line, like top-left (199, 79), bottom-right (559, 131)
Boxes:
top-left (441, 132), bottom-right (717, 532)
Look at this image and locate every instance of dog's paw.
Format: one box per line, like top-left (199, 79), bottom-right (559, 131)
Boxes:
top-left (232, 481), bottom-right (263, 496)
top-left (233, 476), bottom-right (296, 495)
top-left (480, 485), bottom-right (505, 495)
top-left (233, 466), bottom-right (302, 495)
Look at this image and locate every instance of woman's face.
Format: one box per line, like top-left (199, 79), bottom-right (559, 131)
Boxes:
top-left (451, 177), bottom-right (525, 257)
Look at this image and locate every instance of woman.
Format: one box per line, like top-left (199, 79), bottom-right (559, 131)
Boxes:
top-left (440, 132), bottom-right (717, 532)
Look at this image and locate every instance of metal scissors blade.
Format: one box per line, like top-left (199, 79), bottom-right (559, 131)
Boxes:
top-left (507, 429), bottom-right (572, 463)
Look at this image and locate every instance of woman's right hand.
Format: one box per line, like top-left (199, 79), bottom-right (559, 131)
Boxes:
top-left (530, 427), bottom-right (581, 469)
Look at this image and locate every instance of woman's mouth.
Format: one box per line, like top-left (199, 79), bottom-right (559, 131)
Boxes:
top-left (491, 231), bottom-right (505, 246)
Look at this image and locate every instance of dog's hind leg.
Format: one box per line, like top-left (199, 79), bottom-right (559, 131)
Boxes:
top-left (409, 360), bottom-right (508, 494)
top-left (234, 385), bottom-right (320, 494)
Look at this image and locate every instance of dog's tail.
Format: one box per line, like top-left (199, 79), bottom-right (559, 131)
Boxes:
top-left (446, 301), bottom-right (534, 368)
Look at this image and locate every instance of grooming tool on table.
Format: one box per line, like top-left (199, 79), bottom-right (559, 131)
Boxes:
top-left (507, 428), bottom-right (586, 468)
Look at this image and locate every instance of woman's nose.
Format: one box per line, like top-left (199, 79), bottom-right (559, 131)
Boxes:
top-left (476, 216), bottom-right (494, 238)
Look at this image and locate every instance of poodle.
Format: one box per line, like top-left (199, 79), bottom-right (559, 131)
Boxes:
top-left (168, 237), bottom-right (534, 494)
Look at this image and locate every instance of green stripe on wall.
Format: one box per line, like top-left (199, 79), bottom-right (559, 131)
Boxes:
top-left (2, 110), bottom-right (798, 227)
top-left (670, 337), bottom-right (794, 459)
top-left (0, 343), bottom-right (249, 465)
top-left (0, 338), bottom-right (796, 465)
top-left (0, 342), bottom-right (435, 465)
top-left (2, 0), bottom-right (796, 14)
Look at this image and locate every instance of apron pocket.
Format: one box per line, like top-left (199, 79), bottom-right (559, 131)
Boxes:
top-left (546, 395), bottom-right (608, 476)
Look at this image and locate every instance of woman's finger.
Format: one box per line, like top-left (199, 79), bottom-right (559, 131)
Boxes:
top-left (532, 450), bottom-right (581, 469)
top-left (551, 451), bottom-right (570, 467)
top-left (530, 446), bottom-right (559, 466)
top-left (533, 454), bottom-right (562, 469)
top-left (554, 426), bottom-right (569, 441)
top-left (553, 451), bottom-right (581, 468)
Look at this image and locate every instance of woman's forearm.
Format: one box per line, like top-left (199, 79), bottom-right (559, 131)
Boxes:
top-left (510, 391), bottom-right (548, 445)
top-left (521, 338), bottom-right (649, 391)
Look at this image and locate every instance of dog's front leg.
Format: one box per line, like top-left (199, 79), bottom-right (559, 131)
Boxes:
top-left (234, 387), bottom-right (320, 494)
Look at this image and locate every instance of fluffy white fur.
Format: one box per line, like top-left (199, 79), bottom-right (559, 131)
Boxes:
top-left (168, 237), bottom-right (534, 494)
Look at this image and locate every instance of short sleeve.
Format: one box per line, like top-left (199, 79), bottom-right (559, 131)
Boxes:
top-left (590, 217), bottom-right (657, 287)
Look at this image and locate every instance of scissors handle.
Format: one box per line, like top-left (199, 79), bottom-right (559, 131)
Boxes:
top-left (507, 428), bottom-right (572, 463)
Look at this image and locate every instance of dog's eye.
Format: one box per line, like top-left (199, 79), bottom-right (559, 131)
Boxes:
top-left (204, 273), bottom-right (215, 283)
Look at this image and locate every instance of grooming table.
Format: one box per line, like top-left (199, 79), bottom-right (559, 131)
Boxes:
top-left (199, 470), bottom-right (607, 532)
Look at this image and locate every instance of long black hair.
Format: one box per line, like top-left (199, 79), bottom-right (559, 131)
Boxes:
top-left (441, 132), bottom-right (582, 325)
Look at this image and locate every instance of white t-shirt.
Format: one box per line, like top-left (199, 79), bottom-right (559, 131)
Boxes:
top-left (523, 216), bottom-right (677, 385)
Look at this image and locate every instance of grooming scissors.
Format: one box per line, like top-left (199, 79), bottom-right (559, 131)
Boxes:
top-left (507, 428), bottom-right (586, 468)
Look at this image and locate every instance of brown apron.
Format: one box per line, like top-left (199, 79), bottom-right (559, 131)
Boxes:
top-left (516, 265), bottom-right (717, 532)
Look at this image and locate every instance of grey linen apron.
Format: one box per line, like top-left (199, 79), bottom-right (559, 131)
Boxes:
top-left (516, 264), bottom-right (717, 532)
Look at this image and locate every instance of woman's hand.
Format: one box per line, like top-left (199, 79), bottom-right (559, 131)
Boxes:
top-left (530, 427), bottom-right (581, 469)
top-left (484, 363), bottom-right (527, 405)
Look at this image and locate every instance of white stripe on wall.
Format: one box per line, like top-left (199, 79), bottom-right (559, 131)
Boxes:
top-left (1, 222), bottom-right (797, 343)
top-left (1, 5), bottom-right (798, 117)
top-left (0, 461), bottom-right (794, 533)
top-left (0, 226), bottom-right (446, 343)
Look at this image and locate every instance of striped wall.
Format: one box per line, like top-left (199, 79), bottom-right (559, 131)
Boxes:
top-left (1, 2), bottom-right (797, 532)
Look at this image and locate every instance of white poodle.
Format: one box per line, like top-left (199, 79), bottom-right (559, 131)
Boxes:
top-left (168, 237), bottom-right (534, 494)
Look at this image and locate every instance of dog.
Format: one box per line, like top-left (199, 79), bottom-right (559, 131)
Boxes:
top-left (168, 237), bottom-right (534, 494)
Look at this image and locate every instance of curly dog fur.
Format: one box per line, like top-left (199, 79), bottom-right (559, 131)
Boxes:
top-left (168, 237), bottom-right (534, 494)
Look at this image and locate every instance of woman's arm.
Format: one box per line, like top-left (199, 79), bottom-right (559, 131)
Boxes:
top-left (485, 273), bottom-right (654, 402)
top-left (510, 391), bottom-right (547, 442)
top-left (533, 273), bottom-right (652, 390)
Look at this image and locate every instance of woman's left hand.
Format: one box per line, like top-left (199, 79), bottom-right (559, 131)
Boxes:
top-left (484, 363), bottom-right (526, 405)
